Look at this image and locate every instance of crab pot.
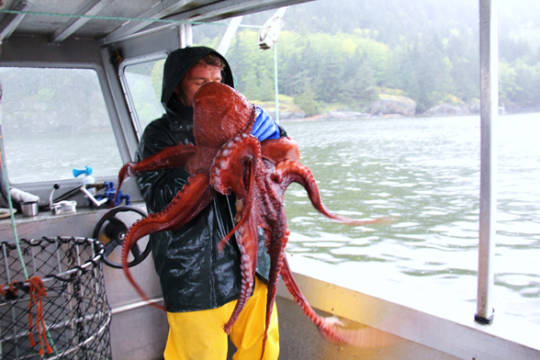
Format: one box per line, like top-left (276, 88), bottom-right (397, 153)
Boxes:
top-left (0, 236), bottom-right (112, 359)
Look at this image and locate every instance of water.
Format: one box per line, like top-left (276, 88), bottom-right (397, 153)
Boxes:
top-left (281, 113), bottom-right (540, 325)
top-left (4, 111), bottom-right (539, 326)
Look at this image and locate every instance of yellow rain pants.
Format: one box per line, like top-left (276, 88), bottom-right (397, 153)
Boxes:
top-left (163, 277), bottom-right (279, 360)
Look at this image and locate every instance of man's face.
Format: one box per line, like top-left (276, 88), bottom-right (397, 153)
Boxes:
top-left (175, 63), bottom-right (223, 107)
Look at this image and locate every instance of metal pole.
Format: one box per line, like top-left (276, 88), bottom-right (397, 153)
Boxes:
top-left (179, 22), bottom-right (192, 48)
top-left (217, 16), bottom-right (243, 56)
top-left (475, 0), bottom-right (498, 324)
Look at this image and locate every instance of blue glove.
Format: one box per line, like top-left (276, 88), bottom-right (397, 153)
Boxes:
top-left (252, 106), bottom-right (280, 141)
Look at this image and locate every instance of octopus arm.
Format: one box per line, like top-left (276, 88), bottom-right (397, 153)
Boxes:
top-left (259, 228), bottom-right (288, 359)
top-left (281, 258), bottom-right (396, 348)
top-left (117, 143), bottom-right (196, 194)
top-left (209, 134), bottom-right (264, 333)
top-left (223, 215), bottom-right (259, 333)
top-left (211, 133), bottom-right (261, 197)
top-left (261, 136), bottom-right (300, 163)
top-left (215, 154), bottom-right (255, 252)
top-left (211, 134), bottom-right (261, 250)
top-left (280, 257), bottom-right (347, 341)
top-left (273, 160), bottom-right (384, 226)
top-left (280, 258), bottom-right (357, 345)
top-left (122, 173), bottom-right (212, 309)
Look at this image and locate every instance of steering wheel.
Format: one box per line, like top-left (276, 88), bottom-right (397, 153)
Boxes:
top-left (93, 206), bottom-right (150, 268)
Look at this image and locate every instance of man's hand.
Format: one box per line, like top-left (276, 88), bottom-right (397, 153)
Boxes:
top-left (252, 106), bottom-right (280, 141)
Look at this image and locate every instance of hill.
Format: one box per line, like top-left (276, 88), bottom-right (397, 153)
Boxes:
top-left (196, 0), bottom-right (540, 116)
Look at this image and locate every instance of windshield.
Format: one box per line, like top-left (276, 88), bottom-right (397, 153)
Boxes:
top-left (0, 67), bottom-right (123, 183)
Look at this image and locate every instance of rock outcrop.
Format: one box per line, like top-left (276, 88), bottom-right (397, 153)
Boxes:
top-left (370, 94), bottom-right (417, 117)
top-left (423, 103), bottom-right (470, 116)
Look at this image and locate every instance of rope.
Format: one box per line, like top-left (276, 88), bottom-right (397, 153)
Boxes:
top-left (0, 131), bottom-right (28, 280)
top-left (0, 280), bottom-right (17, 298)
top-left (0, 276), bottom-right (54, 356)
top-left (273, 44), bottom-right (280, 124)
top-left (0, 99), bottom-right (58, 356)
top-left (27, 276), bottom-right (53, 356)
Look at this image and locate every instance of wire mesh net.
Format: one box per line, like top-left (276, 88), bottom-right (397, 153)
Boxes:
top-left (0, 236), bottom-right (112, 359)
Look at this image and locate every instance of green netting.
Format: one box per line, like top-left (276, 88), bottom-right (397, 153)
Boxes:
top-left (1, 236), bottom-right (112, 359)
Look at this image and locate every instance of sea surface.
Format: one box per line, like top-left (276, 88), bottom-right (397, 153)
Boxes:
top-left (281, 113), bottom-right (540, 326)
top-left (4, 112), bottom-right (540, 327)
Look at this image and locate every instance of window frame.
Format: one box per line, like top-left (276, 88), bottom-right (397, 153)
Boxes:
top-left (118, 52), bottom-right (168, 141)
top-left (0, 55), bottom-right (130, 203)
top-left (0, 65), bottom-right (124, 185)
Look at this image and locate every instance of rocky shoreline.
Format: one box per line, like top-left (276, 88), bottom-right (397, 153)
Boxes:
top-left (269, 94), bottom-right (538, 122)
top-left (274, 104), bottom-right (478, 122)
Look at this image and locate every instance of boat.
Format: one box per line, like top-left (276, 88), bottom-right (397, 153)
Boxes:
top-left (0, 0), bottom-right (539, 359)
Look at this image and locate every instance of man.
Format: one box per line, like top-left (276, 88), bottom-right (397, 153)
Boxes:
top-left (135, 46), bottom-right (282, 359)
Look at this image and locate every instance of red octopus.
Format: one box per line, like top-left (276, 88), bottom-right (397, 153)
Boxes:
top-left (117, 82), bottom-right (385, 356)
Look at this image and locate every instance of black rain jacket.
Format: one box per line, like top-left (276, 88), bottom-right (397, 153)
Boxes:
top-left (135, 46), bottom-right (271, 312)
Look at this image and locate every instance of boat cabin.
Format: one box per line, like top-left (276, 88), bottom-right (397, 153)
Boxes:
top-left (0, 0), bottom-right (539, 359)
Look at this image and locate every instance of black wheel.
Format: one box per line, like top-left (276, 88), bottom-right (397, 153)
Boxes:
top-left (93, 206), bottom-right (150, 268)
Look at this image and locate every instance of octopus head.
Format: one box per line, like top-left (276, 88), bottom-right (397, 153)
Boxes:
top-left (193, 82), bottom-right (255, 148)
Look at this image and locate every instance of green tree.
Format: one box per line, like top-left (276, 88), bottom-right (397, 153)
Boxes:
top-left (294, 81), bottom-right (320, 116)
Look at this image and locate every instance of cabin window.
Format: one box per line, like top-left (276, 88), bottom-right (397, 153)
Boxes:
top-left (0, 67), bottom-right (122, 183)
top-left (122, 59), bottom-right (165, 138)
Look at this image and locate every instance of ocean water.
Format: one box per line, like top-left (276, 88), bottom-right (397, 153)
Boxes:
top-left (281, 113), bottom-right (540, 325)
top-left (4, 110), bottom-right (539, 326)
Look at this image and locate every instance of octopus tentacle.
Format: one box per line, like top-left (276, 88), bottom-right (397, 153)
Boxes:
top-left (281, 258), bottom-right (394, 348)
top-left (116, 143), bottom-right (196, 199)
top-left (261, 136), bottom-right (300, 163)
top-left (211, 133), bottom-right (261, 250)
top-left (210, 133), bottom-right (263, 333)
top-left (260, 227), bottom-right (288, 360)
top-left (273, 160), bottom-right (385, 226)
top-left (280, 257), bottom-right (344, 341)
top-left (122, 173), bottom-right (212, 310)
top-left (222, 216), bottom-right (259, 333)
top-left (211, 133), bottom-right (260, 197)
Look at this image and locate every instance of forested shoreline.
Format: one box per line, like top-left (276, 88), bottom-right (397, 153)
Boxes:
top-left (196, 0), bottom-right (540, 117)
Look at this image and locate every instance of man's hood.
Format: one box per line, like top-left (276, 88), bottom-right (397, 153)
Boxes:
top-left (161, 46), bottom-right (234, 113)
